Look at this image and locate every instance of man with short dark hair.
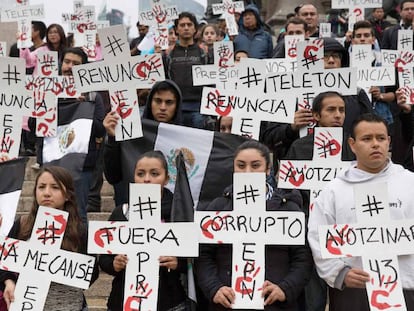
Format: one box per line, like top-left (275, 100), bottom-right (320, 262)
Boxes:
top-left (308, 113), bottom-right (414, 310)
top-left (165, 11), bottom-right (208, 129)
top-left (285, 90), bottom-right (355, 311)
top-left (272, 17), bottom-right (310, 58)
top-left (285, 91), bottom-right (354, 161)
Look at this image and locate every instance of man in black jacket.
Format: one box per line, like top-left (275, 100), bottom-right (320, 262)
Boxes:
top-left (165, 12), bottom-right (208, 129)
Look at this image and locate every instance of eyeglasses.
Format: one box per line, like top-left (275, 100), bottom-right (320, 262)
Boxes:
top-left (324, 52), bottom-right (342, 60)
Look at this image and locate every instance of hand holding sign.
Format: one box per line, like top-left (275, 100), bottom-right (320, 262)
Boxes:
top-left (262, 281), bottom-right (286, 305)
top-left (344, 268), bottom-right (370, 288)
top-left (213, 286), bottom-right (235, 308)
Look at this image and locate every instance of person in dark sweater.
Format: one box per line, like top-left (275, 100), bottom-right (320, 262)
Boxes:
top-left (0, 166), bottom-right (99, 310)
top-left (99, 150), bottom-right (187, 311)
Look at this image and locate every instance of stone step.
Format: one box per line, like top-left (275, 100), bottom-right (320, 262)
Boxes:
top-left (17, 157), bottom-right (115, 310)
top-left (84, 270), bottom-right (113, 311)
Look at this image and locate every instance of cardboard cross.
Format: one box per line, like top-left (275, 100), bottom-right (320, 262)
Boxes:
top-left (378, 31), bottom-right (414, 104)
top-left (138, 0), bottom-right (179, 50)
top-left (211, 0), bottom-right (244, 36)
top-left (88, 183), bottom-right (198, 311)
top-left (198, 54), bottom-right (297, 139)
top-left (390, 31), bottom-right (414, 104)
top-left (352, 44), bottom-right (395, 90)
top-left (0, 56), bottom-right (35, 160)
top-left (25, 50), bottom-right (81, 137)
top-left (0, 2), bottom-right (45, 48)
top-left (267, 38), bottom-right (358, 137)
top-left (278, 127), bottom-right (351, 211)
top-left (0, 206), bottom-right (95, 310)
top-left (192, 41), bottom-right (237, 90)
top-left (72, 25), bottom-right (165, 141)
top-left (317, 182), bottom-right (410, 310)
top-left (61, 0), bottom-right (109, 61)
top-left (195, 173), bottom-right (305, 309)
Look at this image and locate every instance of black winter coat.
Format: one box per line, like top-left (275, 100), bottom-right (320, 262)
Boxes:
top-left (98, 188), bottom-right (187, 311)
top-left (195, 186), bottom-right (313, 311)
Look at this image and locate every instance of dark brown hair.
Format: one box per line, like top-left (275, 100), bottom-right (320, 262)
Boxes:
top-left (19, 166), bottom-right (83, 252)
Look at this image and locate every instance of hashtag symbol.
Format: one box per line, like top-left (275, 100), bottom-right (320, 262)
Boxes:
top-left (317, 140), bottom-right (336, 157)
top-left (85, 9), bottom-right (94, 19)
top-left (361, 195), bottom-right (384, 216)
top-left (36, 220), bottom-right (61, 245)
top-left (301, 52), bottom-right (318, 69)
top-left (236, 185), bottom-right (260, 204)
top-left (355, 49), bottom-right (367, 61)
top-left (104, 35), bottom-right (126, 57)
top-left (2, 64), bottom-right (21, 85)
top-left (132, 196), bottom-right (158, 219)
top-left (217, 44), bottom-right (229, 58)
top-left (239, 67), bottom-right (262, 88)
top-left (400, 35), bottom-right (412, 48)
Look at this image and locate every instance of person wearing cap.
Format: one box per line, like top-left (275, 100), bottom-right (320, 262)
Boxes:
top-left (233, 4), bottom-right (273, 59)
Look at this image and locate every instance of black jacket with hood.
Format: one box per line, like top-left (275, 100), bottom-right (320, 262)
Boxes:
top-left (234, 4), bottom-right (273, 59)
top-left (104, 79), bottom-right (183, 185)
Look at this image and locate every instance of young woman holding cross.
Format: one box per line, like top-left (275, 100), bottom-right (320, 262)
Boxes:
top-left (99, 150), bottom-right (188, 311)
top-left (196, 140), bottom-right (313, 311)
top-left (0, 166), bottom-right (99, 310)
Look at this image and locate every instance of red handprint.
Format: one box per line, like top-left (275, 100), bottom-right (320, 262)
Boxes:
top-left (0, 136), bottom-right (14, 153)
top-left (200, 211), bottom-right (228, 243)
top-left (399, 86), bottom-right (414, 105)
top-left (218, 48), bottom-right (234, 68)
top-left (35, 213), bottom-right (67, 245)
top-left (136, 55), bottom-right (162, 81)
top-left (31, 90), bottom-right (47, 117)
top-left (279, 161), bottom-right (306, 187)
top-left (40, 54), bottom-right (56, 76)
top-left (94, 227), bottom-right (117, 250)
top-left (353, 8), bottom-right (363, 17)
top-left (124, 282), bottom-right (153, 311)
top-left (395, 51), bottom-right (414, 72)
top-left (153, 4), bottom-right (167, 23)
top-left (326, 224), bottom-right (351, 256)
top-left (234, 262), bottom-right (261, 297)
top-left (111, 90), bottom-right (136, 119)
top-left (304, 39), bottom-right (323, 61)
top-left (314, 131), bottom-right (341, 158)
top-left (371, 276), bottom-right (402, 310)
top-left (287, 38), bottom-right (301, 58)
